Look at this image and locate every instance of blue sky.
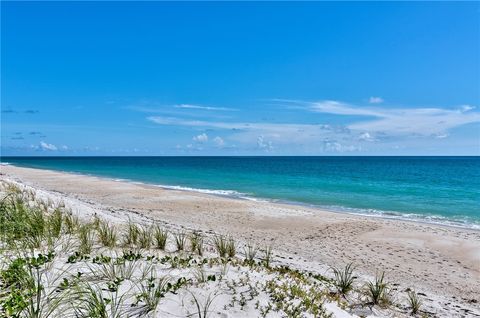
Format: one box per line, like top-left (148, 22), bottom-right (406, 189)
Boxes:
top-left (1, 1), bottom-right (479, 156)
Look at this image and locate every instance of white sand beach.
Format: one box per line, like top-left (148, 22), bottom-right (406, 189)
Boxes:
top-left (1, 165), bottom-right (479, 317)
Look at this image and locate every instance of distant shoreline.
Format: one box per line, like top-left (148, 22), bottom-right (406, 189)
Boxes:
top-left (2, 160), bottom-right (479, 231)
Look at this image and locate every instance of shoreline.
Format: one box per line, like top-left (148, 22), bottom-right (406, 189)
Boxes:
top-left (1, 164), bottom-right (480, 316)
top-left (144, 181), bottom-right (480, 232)
top-left (2, 163), bottom-right (479, 231)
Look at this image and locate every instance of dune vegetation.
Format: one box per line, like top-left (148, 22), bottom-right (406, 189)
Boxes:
top-left (0, 180), bottom-right (426, 317)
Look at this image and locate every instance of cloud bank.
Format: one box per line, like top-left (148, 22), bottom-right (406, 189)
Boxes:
top-left (147, 99), bottom-right (479, 154)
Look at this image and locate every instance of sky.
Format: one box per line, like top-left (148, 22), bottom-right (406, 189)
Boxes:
top-left (1, 1), bottom-right (479, 156)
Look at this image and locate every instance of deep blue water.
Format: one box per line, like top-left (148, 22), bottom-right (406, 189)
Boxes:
top-left (2, 156), bottom-right (479, 229)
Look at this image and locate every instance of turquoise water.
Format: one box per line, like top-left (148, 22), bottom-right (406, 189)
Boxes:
top-left (2, 156), bottom-right (479, 229)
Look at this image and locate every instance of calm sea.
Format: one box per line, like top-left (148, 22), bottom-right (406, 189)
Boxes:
top-left (2, 156), bottom-right (479, 229)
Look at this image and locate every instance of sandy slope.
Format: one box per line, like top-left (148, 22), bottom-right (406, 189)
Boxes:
top-left (1, 165), bottom-right (479, 317)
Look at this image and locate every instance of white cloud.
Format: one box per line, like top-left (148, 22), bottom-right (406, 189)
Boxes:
top-left (279, 99), bottom-right (480, 137)
top-left (148, 99), bottom-right (480, 153)
top-left (83, 146), bottom-right (100, 151)
top-left (434, 133), bottom-right (449, 139)
top-left (139, 99), bottom-right (478, 148)
top-left (193, 133), bottom-right (208, 143)
top-left (183, 143), bottom-right (204, 151)
top-left (213, 136), bottom-right (225, 147)
top-left (358, 132), bottom-right (375, 142)
top-left (174, 104), bottom-right (237, 111)
top-left (148, 116), bottom-right (326, 133)
top-left (148, 116), bottom-right (342, 147)
top-left (40, 141), bottom-right (57, 151)
top-left (257, 135), bottom-right (273, 151)
top-left (369, 97), bottom-right (384, 104)
top-left (148, 101), bottom-right (480, 142)
top-left (127, 102), bottom-right (237, 115)
top-left (323, 140), bottom-right (358, 152)
top-left (309, 100), bottom-right (383, 117)
top-left (460, 105), bottom-right (475, 112)
top-left (348, 107), bottom-right (480, 136)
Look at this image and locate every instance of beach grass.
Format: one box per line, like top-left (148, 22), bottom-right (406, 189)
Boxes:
top-left (243, 243), bottom-right (257, 266)
top-left (332, 262), bottom-right (356, 296)
top-left (262, 244), bottom-right (274, 268)
top-left (138, 225), bottom-right (153, 249)
top-left (123, 221), bottom-right (140, 247)
top-left (97, 222), bottom-right (117, 248)
top-left (153, 225), bottom-right (168, 250)
top-left (0, 180), bottom-right (437, 318)
top-left (365, 271), bottom-right (390, 307)
top-left (189, 232), bottom-right (204, 256)
top-left (188, 291), bottom-right (217, 318)
top-left (64, 212), bottom-right (80, 234)
top-left (174, 231), bottom-right (187, 251)
top-left (213, 235), bottom-right (228, 258)
top-left (226, 237), bottom-right (236, 258)
top-left (78, 224), bottom-right (94, 254)
top-left (407, 290), bottom-right (422, 315)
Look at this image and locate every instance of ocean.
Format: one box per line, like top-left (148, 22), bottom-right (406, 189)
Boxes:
top-left (2, 156), bottom-right (479, 229)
